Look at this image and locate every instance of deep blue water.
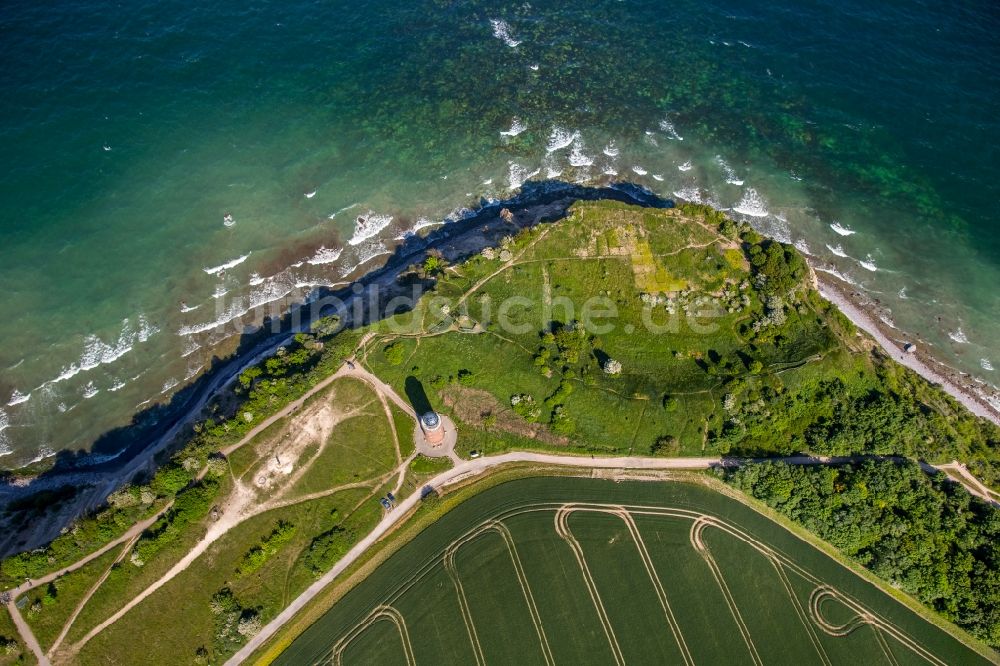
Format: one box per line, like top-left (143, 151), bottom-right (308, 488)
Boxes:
top-left (1, 0), bottom-right (998, 465)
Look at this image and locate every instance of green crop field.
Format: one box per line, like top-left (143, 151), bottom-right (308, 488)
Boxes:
top-left (274, 476), bottom-right (992, 665)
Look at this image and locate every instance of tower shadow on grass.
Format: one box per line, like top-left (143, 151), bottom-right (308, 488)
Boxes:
top-left (404, 376), bottom-right (433, 416)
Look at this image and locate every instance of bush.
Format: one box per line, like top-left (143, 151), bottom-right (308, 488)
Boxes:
top-left (383, 342), bottom-right (406, 366)
top-left (237, 521), bottom-right (296, 576)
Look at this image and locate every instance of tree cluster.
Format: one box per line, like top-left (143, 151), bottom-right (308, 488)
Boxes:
top-left (727, 460), bottom-right (1000, 646)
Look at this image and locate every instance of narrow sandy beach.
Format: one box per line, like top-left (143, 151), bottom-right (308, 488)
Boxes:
top-left (816, 274), bottom-right (1000, 427)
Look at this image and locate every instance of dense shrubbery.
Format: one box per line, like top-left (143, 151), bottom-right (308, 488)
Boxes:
top-left (302, 525), bottom-right (354, 576)
top-left (209, 587), bottom-right (260, 654)
top-left (709, 358), bottom-right (1000, 469)
top-left (131, 478), bottom-right (220, 567)
top-left (236, 521), bottom-right (296, 576)
top-left (727, 460), bottom-right (1000, 646)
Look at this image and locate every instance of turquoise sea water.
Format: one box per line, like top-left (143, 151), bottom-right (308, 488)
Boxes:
top-left (1, 0), bottom-right (998, 466)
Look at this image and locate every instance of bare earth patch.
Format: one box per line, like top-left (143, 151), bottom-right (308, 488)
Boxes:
top-left (440, 386), bottom-right (569, 446)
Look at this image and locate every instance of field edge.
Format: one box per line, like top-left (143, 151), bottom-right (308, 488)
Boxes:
top-left (248, 465), bottom-right (1000, 665)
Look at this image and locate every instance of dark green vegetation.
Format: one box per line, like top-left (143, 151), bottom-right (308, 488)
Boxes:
top-left (364, 201), bottom-right (1000, 478)
top-left (276, 476), bottom-right (992, 665)
top-left (727, 460), bottom-right (1000, 647)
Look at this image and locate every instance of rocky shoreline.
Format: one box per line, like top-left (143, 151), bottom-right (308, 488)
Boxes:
top-left (815, 272), bottom-right (1000, 427)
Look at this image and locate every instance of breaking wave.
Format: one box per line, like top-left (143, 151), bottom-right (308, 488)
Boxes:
top-left (490, 19), bottom-right (522, 47)
top-left (826, 244), bottom-right (848, 258)
top-left (658, 118), bottom-right (684, 140)
top-left (7, 390), bottom-right (30, 407)
top-left (508, 162), bottom-right (540, 189)
top-left (500, 117), bottom-right (527, 137)
top-left (204, 253), bottom-right (250, 275)
top-left (307, 246), bottom-right (343, 265)
top-left (830, 222), bottom-right (856, 236)
top-left (732, 187), bottom-right (769, 217)
top-left (715, 156), bottom-right (744, 185)
top-left (546, 126), bottom-right (579, 153)
top-left (348, 212), bottom-right (393, 246)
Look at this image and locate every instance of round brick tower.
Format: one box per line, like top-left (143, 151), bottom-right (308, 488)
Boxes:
top-left (420, 411), bottom-right (445, 446)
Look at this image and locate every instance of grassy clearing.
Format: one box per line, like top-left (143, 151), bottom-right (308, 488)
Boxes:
top-left (273, 476), bottom-right (993, 666)
top-left (65, 375), bottom-right (402, 664)
top-left (22, 546), bottom-right (121, 652)
top-left (0, 602), bottom-right (27, 665)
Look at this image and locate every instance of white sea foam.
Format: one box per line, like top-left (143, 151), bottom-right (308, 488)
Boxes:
top-left (213, 283), bottom-right (229, 299)
top-left (248, 272), bottom-right (264, 286)
top-left (546, 166), bottom-right (563, 179)
top-left (490, 19), bottom-right (522, 47)
top-left (673, 187), bottom-right (703, 203)
top-left (603, 165), bottom-right (618, 176)
top-left (830, 222), bottom-right (856, 236)
top-left (603, 141), bottom-right (620, 158)
top-left (568, 137), bottom-right (594, 167)
top-left (815, 266), bottom-right (859, 286)
top-left (340, 241), bottom-right (391, 277)
top-left (28, 446), bottom-right (56, 465)
top-left (109, 379), bottom-right (126, 392)
top-left (715, 156), bottom-right (744, 185)
top-left (982, 359), bottom-right (994, 371)
top-left (659, 118), bottom-right (684, 141)
top-left (678, 161), bottom-right (693, 172)
top-left (204, 253), bottom-right (250, 275)
top-left (304, 190), bottom-right (317, 199)
top-left (307, 246), bottom-right (343, 265)
top-left (328, 203), bottom-right (359, 219)
top-left (49, 316), bottom-right (158, 384)
top-left (949, 328), bottom-right (969, 344)
top-left (137, 315), bottom-right (158, 343)
top-left (180, 302), bottom-right (201, 313)
top-left (7, 390), bottom-right (30, 407)
top-left (732, 188), bottom-right (769, 217)
top-left (651, 174), bottom-right (664, 181)
top-left (794, 239), bottom-right (812, 256)
top-left (632, 166), bottom-right (648, 176)
top-left (508, 162), bottom-right (540, 189)
top-left (411, 217), bottom-right (440, 233)
top-left (181, 338), bottom-right (201, 357)
top-left (500, 117), bottom-right (527, 137)
top-left (644, 131), bottom-right (659, 147)
top-left (898, 287), bottom-right (908, 299)
top-left (162, 377), bottom-right (179, 393)
top-left (348, 212), bottom-right (393, 246)
top-left (0, 409), bottom-right (7, 433)
top-left (859, 255), bottom-right (878, 272)
top-left (826, 244), bottom-right (848, 258)
top-left (482, 178), bottom-right (493, 186)
top-left (185, 364), bottom-right (203, 380)
top-left (82, 382), bottom-right (99, 399)
top-left (546, 127), bottom-right (579, 153)
top-left (223, 215), bottom-right (236, 228)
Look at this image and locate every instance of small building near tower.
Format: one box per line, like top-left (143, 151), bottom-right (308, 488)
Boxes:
top-left (420, 411), bottom-right (445, 446)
